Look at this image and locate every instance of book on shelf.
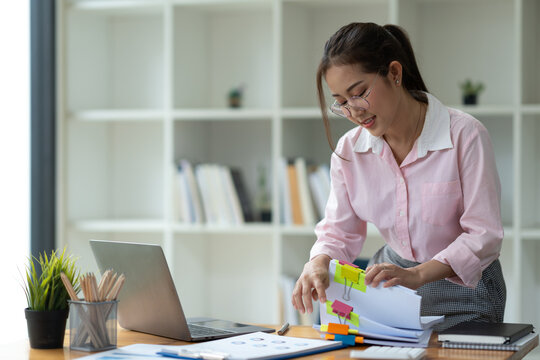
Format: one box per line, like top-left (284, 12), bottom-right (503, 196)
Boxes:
top-left (441, 331), bottom-right (538, 351)
top-left (212, 165), bottom-right (236, 225)
top-left (221, 167), bottom-right (244, 225)
top-left (176, 161), bottom-right (252, 226)
top-left (279, 158), bottom-right (292, 225)
top-left (230, 167), bottom-right (254, 222)
top-left (179, 160), bottom-right (205, 224)
top-left (287, 161), bottom-right (304, 225)
top-left (295, 157), bottom-right (316, 226)
top-left (438, 321), bottom-right (534, 345)
top-left (281, 157), bottom-right (330, 226)
top-left (195, 164), bottom-right (245, 225)
top-left (173, 164), bottom-right (193, 223)
top-left (195, 164), bottom-right (217, 224)
top-left (308, 165), bottom-right (330, 220)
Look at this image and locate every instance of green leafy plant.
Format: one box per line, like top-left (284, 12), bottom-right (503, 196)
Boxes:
top-left (460, 78), bottom-right (485, 96)
top-left (23, 248), bottom-right (80, 311)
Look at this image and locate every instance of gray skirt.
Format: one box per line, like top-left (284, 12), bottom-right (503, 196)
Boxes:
top-left (368, 245), bottom-right (506, 331)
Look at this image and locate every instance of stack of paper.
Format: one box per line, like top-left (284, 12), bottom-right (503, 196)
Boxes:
top-left (317, 259), bottom-right (444, 347)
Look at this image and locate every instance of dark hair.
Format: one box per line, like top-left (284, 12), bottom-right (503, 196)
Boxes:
top-left (316, 22), bottom-right (428, 153)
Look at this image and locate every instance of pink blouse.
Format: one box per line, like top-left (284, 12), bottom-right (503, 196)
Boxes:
top-left (310, 93), bottom-right (503, 288)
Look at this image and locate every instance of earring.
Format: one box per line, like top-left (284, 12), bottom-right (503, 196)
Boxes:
top-left (396, 80), bottom-right (400, 85)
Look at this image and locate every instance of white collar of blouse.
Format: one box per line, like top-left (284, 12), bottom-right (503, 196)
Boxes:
top-left (353, 92), bottom-right (453, 158)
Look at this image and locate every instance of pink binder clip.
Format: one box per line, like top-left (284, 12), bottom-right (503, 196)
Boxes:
top-left (338, 260), bottom-right (358, 268)
top-left (331, 300), bottom-right (353, 319)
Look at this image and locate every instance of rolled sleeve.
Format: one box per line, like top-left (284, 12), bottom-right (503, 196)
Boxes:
top-left (311, 149), bottom-right (366, 263)
top-left (433, 122), bottom-right (503, 287)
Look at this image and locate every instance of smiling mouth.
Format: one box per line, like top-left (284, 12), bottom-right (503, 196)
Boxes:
top-left (361, 115), bottom-right (375, 127)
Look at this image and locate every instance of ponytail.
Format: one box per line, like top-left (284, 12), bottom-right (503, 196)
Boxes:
top-left (382, 24), bottom-right (427, 94)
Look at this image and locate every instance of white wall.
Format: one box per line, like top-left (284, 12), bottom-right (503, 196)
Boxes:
top-left (0, 1), bottom-right (30, 345)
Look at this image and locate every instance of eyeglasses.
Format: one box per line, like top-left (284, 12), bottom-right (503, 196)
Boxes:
top-left (330, 73), bottom-right (379, 118)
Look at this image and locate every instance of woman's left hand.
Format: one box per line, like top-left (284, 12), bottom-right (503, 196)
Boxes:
top-left (364, 262), bottom-right (423, 290)
top-left (364, 260), bottom-right (456, 290)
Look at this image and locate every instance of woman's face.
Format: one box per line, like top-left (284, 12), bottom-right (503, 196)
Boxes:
top-left (325, 64), bottom-right (400, 137)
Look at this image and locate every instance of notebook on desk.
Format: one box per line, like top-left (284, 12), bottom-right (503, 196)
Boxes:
top-left (89, 239), bottom-right (274, 341)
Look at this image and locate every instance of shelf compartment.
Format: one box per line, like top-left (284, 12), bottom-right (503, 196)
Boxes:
top-left (171, 234), bottom-right (275, 322)
top-left (66, 121), bottom-right (164, 220)
top-left (398, 0), bottom-right (515, 107)
top-left (173, 4), bottom-right (274, 109)
top-left (521, 115), bottom-right (540, 228)
top-left (173, 120), bottom-right (273, 224)
top-left (65, 4), bottom-right (164, 111)
top-left (281, 1), bottom-right (389, 108)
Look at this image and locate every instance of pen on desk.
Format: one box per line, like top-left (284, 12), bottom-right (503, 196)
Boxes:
top-left (278, 322), bottom-right (289, 336)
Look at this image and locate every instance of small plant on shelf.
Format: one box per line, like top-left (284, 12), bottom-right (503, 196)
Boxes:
top-left (459, 78), bottom-right (484, 105)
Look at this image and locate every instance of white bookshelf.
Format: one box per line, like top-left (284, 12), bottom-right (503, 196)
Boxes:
top-left (57, 0), bottom-right (540, 327)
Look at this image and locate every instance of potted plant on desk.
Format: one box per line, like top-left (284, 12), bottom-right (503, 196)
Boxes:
top-left (22, 248), bottom-right (80, 348)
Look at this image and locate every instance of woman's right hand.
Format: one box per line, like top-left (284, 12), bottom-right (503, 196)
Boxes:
top-left (291, 254), bottom-right (331, 314)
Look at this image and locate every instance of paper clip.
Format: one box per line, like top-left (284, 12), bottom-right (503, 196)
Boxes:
top-left (157, 348), bottom-right (230, 360)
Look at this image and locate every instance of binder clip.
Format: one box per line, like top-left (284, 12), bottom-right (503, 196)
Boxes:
top-left (331, 300), bottom-right (353, 325)
top-left (338, 260), bottom-right (366, 300)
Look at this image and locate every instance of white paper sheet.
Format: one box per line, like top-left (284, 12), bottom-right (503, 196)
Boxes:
top-left (76, 332), bottom-right (344, 360)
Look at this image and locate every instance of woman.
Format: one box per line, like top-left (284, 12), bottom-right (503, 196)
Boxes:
top-left (291, 22), bottom-right (505, 331)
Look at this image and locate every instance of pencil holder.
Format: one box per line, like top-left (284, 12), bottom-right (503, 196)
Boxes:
top-left (68, 300), bottom-right (118, 352)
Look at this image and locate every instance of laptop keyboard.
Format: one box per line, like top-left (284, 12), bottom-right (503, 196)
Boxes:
top-left (188, 323), bottom-right (235, 337)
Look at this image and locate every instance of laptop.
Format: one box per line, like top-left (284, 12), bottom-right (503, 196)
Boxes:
top-left (89, 239), bottom-right (275, 341)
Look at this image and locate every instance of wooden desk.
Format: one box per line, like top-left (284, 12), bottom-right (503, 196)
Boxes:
top-left (7, 325), bottom-right (538, 360)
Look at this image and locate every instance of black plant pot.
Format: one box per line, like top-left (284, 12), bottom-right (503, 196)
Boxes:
top-left (463, 94), bottom-right (478, 105)
top-left (25, 308), bottom-right (69, 349)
